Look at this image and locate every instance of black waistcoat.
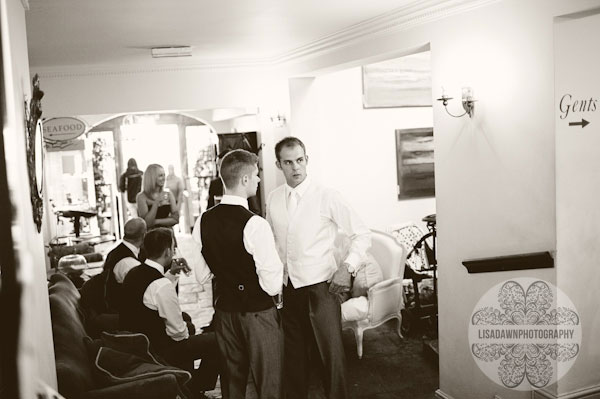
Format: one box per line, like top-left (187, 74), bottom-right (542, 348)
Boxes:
top-left (120, 264), bottom-right (171, 352)
top-left (201, 204), bottom-right (273, 312)
top-left (103, 242), bottom-right (136, 312)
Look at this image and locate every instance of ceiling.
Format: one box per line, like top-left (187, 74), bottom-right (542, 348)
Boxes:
top-left (25, 0), bottom-right (424, 69)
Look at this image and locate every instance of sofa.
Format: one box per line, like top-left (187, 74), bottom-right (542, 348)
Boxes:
top-left (48, 273), bottom-right (191, 399)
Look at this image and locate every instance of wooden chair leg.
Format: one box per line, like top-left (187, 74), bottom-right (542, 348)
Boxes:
top-left (354, 328), bottom-right (364, 359)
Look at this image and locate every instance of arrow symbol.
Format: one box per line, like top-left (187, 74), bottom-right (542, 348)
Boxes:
top-left (569, 119), bottom-right (589, 128)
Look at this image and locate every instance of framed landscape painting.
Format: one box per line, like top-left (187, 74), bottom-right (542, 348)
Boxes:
top-left (362, 51), bottom-right (432, 108)
top-left (395, 127), bottom-right (435, 200)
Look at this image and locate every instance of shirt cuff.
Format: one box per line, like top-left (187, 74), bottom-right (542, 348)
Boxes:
top-left (344, 253), bottom-right (362, 274)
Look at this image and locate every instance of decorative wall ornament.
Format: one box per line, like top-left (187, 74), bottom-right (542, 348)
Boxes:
top-left (25, 74), bottom-right (45, 232)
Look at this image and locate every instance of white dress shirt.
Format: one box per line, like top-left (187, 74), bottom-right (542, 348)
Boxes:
top-left (192, 195), bottom-right (283, 296)
top-left (113, 240), bottom-right (142, 283)
top-left (267, 176), bottom-right (371, 288)
top-left (142, 259), bottom-right (188, 342)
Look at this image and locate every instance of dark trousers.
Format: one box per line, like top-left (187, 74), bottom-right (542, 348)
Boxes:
top-left (214, 307), bottom-right (283, 399)
top-left (283, 281), bottom-right (348, 399)
top-left (163, 332), bottom-right (221, 394)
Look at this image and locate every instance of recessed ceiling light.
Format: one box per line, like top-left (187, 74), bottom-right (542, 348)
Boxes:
top-left (151, 46), bottom-right (192, 58)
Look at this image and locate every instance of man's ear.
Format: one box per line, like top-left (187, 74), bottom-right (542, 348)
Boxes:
top-left (276, 160), bottom-right (282, 170)
top-left (241, 174), bottom-right (249, 186)
top-left (305, 154), bottom-right (309, 165)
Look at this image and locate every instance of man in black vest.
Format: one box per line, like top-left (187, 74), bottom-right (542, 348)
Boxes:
top-left (103, 217), bottom-right (146, 313)
top-left (120, 228), bottom-right (219, 396)
top-left (192, 149), bottom-right (284, 398)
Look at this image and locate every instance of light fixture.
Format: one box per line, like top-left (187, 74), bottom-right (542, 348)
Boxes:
top-left (269, 113), bottom-right (287, 127)
top-left (437, 87), bottom-right (476, 118)
top-left (151, 46), bottom-right (192, 58)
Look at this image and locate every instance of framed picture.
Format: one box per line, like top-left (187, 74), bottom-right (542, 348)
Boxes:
top-left (395, 127), bottom-right (435, 200)
top-left (362, 51), bottom-right (432, 108)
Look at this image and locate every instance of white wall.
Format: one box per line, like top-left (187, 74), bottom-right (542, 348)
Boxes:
top-left (555, 11), bottom-right (600, 397)
top-left (289, 68), bottom-right (435, 230)
top-left (1, 0), bottom-right (57, 394)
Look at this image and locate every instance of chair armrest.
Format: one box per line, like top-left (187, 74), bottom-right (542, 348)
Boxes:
top-left (81, 374), bottom-right (183, 399)
top-left (367, 277), bottom-right (405, 325)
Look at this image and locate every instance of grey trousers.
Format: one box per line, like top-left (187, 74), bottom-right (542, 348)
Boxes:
top-left (214, 307), bottom-right (284, 399)
top-left (282, 281), bottom-right (348, 399)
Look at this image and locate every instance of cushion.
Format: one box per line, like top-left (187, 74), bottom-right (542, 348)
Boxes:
top-left (341, 296), bottom-right (369, 322)
top-left (85, 332), bottom-right (191, 389)
top-left (351, 253), bottom-right (384, 297)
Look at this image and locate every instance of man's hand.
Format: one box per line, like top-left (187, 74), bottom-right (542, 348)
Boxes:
top-left (328, 264), bottom-right (352, 294)
top-left (170, 257), bottom-right (191, 275)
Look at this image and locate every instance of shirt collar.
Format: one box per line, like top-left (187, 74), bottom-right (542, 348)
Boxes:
top-left (145, 259), bottom-right (165, 275)
top-left (220, 195), bottom-right (249, 209)
top-left (286, 175), bottom-right (310, 199)
top-left (121, 240), bottom-right (140, 257)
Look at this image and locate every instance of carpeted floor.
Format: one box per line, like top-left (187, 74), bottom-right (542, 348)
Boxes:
top-left (241, 320), bottom-right (439, 399)
top-left (97, 235), bottom-right (439, 398)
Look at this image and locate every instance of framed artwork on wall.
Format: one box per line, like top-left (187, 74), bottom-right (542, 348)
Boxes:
top-left (362, 50), bottom-right (432, 108)
top-left (395, 127), bottom-right (435, 200)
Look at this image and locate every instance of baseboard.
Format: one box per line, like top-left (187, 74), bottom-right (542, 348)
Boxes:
top-left (436, 389), bottom-right (456, 399)
top-left (533, 384), bottom-right (600, 399)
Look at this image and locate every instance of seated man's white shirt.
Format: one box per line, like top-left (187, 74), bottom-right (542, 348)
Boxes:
top-left (266, 176), bottom-right (371, 288)
top-left (192, 195), bottom-right (283, 296)
top-left (142, 259), bottom-right (188, 342)
top-left (113, 240), bottom-right (142, 283)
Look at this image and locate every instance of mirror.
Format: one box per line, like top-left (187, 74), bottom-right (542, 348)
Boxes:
top-left (25, 74), bottom-right (44, 232)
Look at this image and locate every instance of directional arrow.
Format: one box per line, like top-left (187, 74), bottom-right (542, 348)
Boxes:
top-left (569, 119), bottom-right (589, 128)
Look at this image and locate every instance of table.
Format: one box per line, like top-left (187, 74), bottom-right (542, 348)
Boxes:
top-left (57, 209), bottom-right (97, 237)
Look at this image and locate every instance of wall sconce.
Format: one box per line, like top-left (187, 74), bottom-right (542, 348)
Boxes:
top-left (269, 113), bottom-right (287, 127)
top-left (437, 87), bottom-right (476, 118)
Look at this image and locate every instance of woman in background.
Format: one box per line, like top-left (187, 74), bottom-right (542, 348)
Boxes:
top-left (137, 164), bottom-right (178, 231)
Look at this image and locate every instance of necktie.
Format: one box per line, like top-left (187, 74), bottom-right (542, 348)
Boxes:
top-left (288, 190), bottom-right (298, 217)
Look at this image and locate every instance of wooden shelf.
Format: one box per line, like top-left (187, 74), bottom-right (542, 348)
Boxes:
top-left (462, 251), bottom-right (553, 274)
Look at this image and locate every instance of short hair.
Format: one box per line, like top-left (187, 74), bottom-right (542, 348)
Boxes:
top-left (123, 218), bottom-right (146, 241)
top-left (142, 164), bottom-right (164, 195)
top-left (274, 137), bottom-right (306, 161)
top-left (220, 149), bottom-right (258, 190)
top-left (143, 228), bottom-right (173, 259)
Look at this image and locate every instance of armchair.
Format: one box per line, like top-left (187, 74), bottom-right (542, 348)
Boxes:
top-left (342, 230), bottom-right (407, 359)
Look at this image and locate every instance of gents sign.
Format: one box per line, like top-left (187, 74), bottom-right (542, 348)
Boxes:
top-left (558, 93), bottom-right (596, 128)
top-left (43, 117), bottom-right (87, 141)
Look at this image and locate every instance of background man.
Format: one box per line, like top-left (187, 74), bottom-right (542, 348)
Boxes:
top-left (166, 164), bottom-right (185, 210)
top-left (206, 150), bottom-right (229, 209)
top-left (103, 217), bottom-right (146, 312)
top-left (119, 157), bottom-right (143, 219)
top-left (192, 149), bottom-right (284, 398)
top-left (120, 228), bottom-right (219, 396)
top-left (267, 136), bottom-right (371, 399)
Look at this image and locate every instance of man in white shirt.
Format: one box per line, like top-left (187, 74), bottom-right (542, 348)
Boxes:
top-left (103, 217), bottom-right (146, 312)
top-left (267, 137), bottom-right (371, 399)
top-left (120, 228), bottom-right (220, 396)
top-left (192, 149), bottom-right (284, 398)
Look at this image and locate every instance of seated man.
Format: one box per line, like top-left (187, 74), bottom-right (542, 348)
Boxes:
top-left (103, 217), bottom-right (146, 313)
top-left (120, 228), bottom-right (219, 396)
